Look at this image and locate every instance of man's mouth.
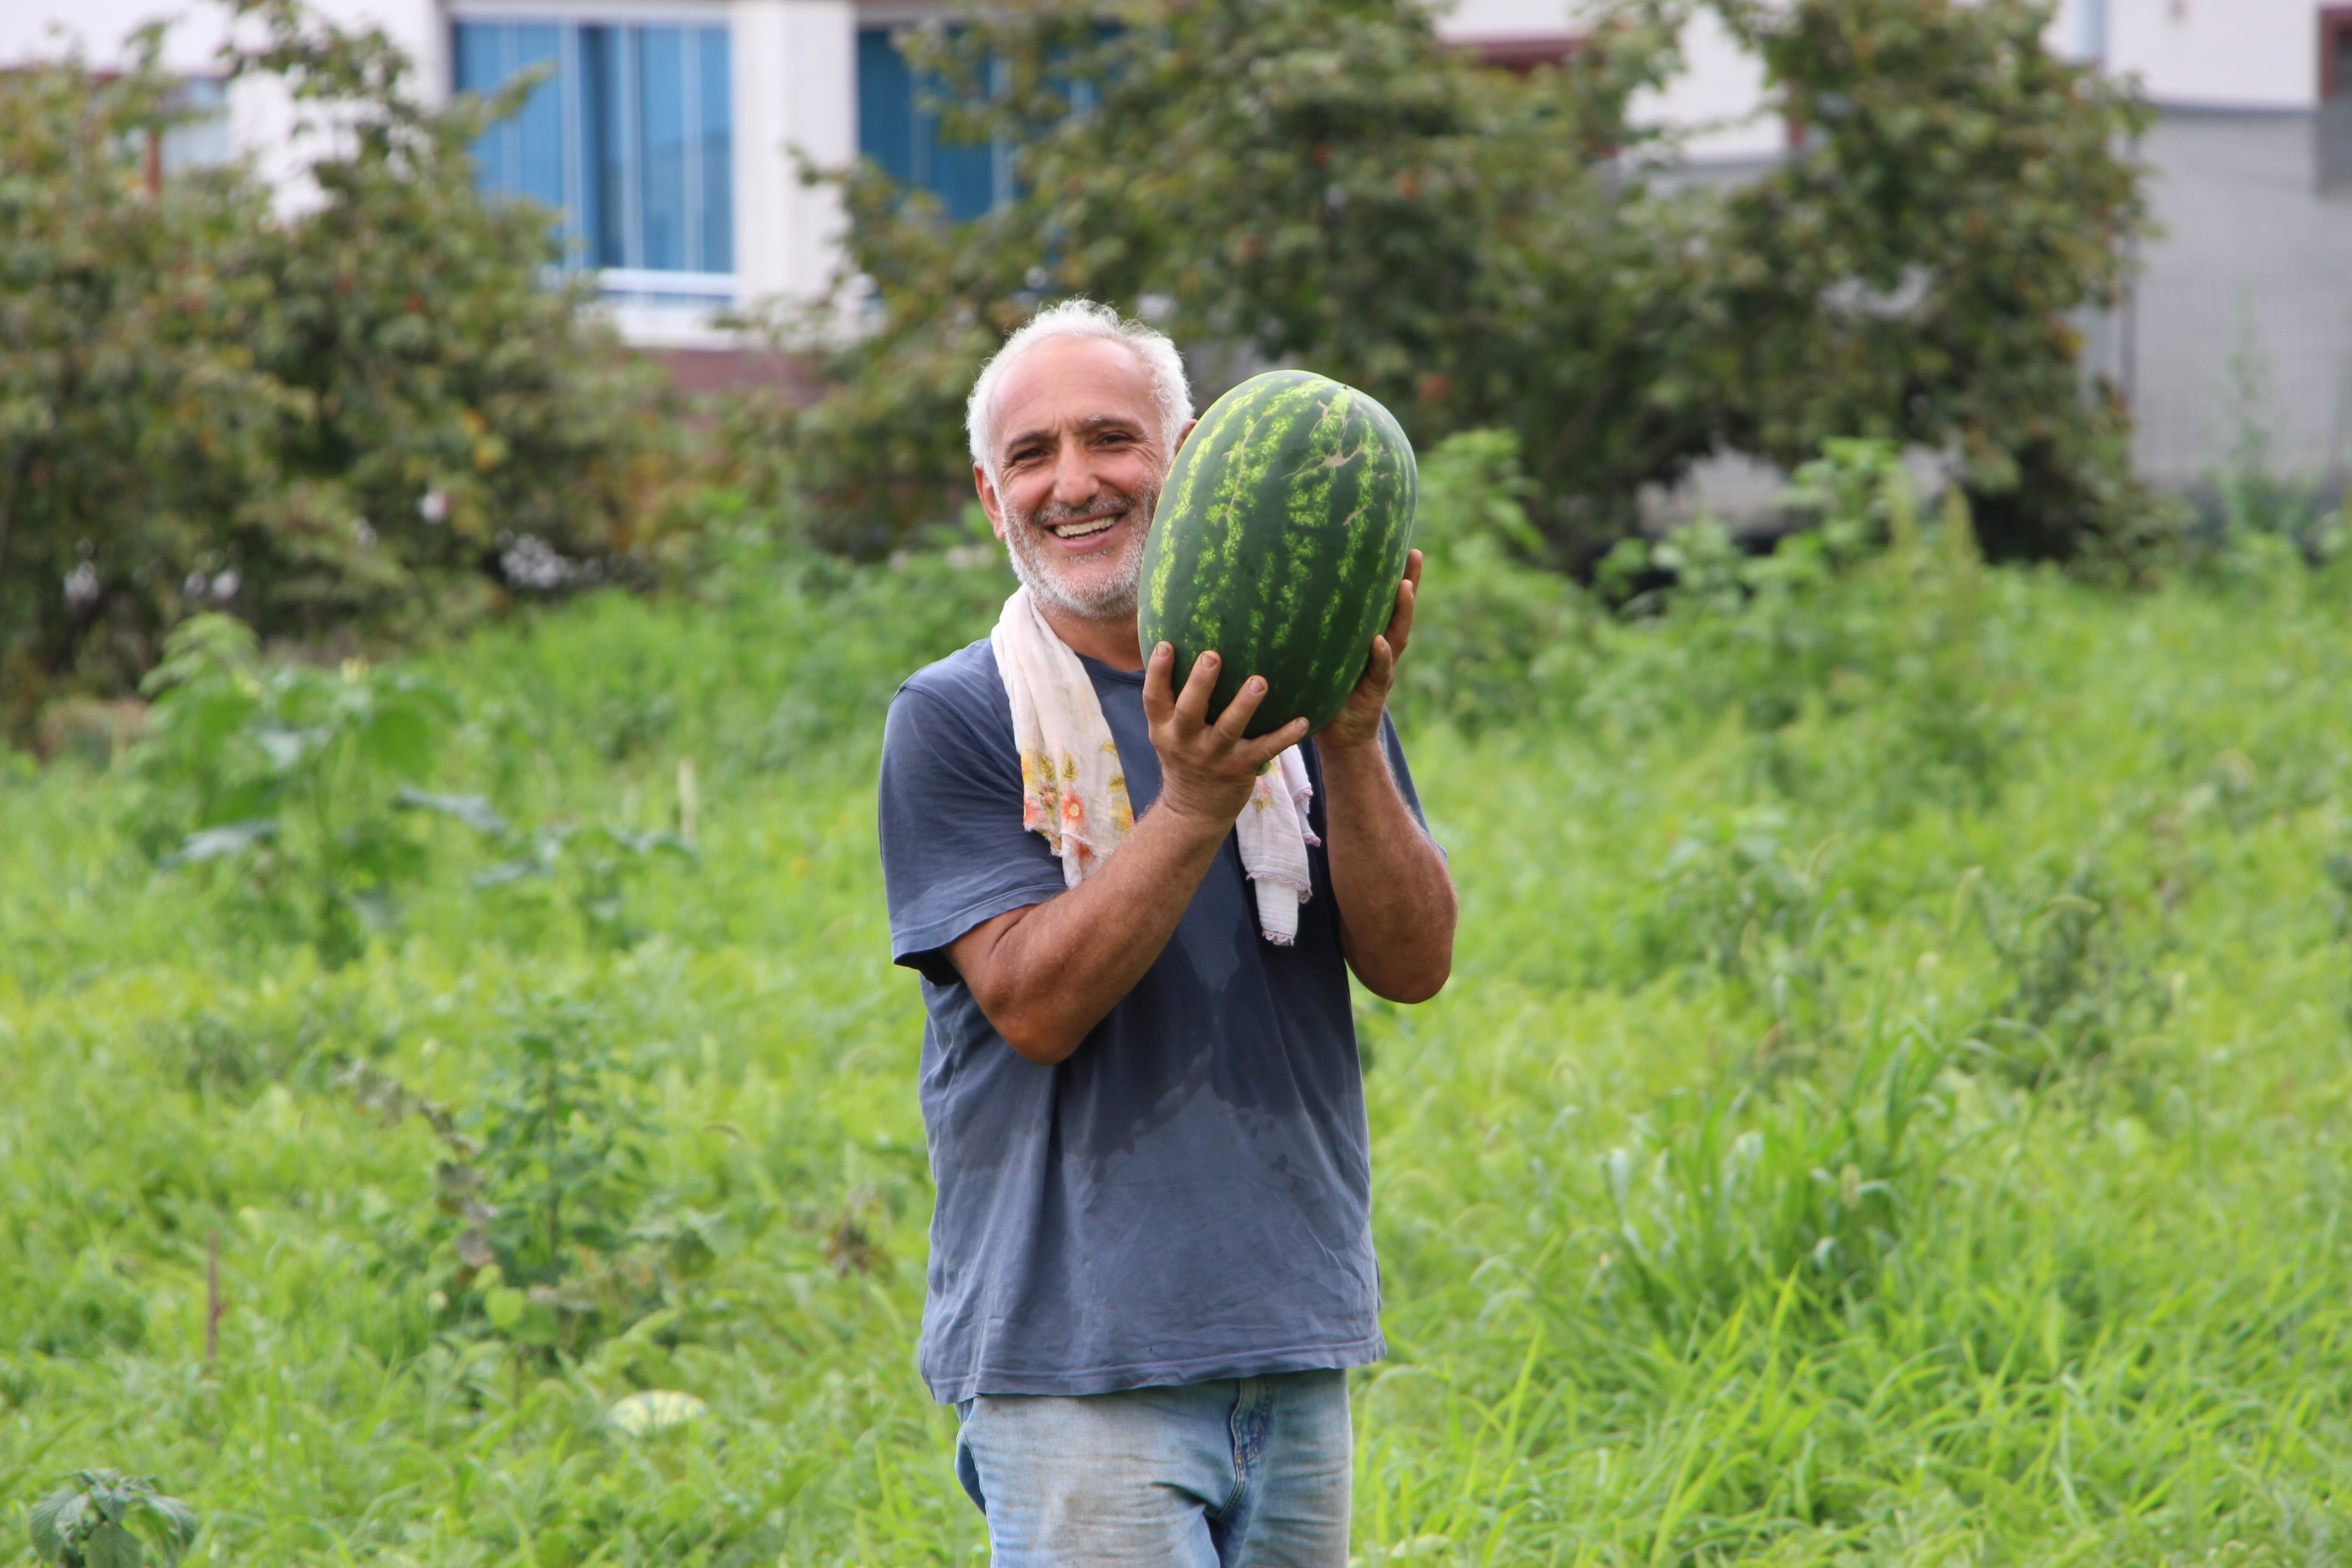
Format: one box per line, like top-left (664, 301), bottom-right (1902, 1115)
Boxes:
top-left (1046, 514), bottom-right (1120, 540)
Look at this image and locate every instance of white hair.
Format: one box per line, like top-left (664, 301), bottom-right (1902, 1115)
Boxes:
top-left (965, 299), bottom-right (1192, 481)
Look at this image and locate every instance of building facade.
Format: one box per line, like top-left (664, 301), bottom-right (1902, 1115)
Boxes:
top-left (5, 0), bottom-right (2347, 483)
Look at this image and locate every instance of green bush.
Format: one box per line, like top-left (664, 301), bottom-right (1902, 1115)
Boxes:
top-left (754, 0), bottom-right (2149, 566)
top-left (0, 0), bottom-right (666, 713)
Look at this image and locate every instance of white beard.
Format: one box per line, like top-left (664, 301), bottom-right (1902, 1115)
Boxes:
top-left (1002, 485), bottom-right (1157, 621)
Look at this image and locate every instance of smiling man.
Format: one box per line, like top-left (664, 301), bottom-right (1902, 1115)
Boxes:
top-left (877, 299), bottom-right (1456, 1567)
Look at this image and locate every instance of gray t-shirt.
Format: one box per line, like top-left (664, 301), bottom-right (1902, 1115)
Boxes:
top-left (879, 637), bottom-right (1426, 1403)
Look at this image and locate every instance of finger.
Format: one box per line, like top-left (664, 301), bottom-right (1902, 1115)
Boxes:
top-left (1173, 650), bottom-right (1220, 728)
top-left (1382, 577), bottom-right (1416, 660)
top-left (1214, 673), bottom-right (1270, 740)
top-left (1142, 642), bottom-right (1178, 724)
top-left (1403, 548), bottom-right (1424, 591)
top-left (1357, 634), bottom-right (1396, 696)
top-left (1238, 717), bottom-right (1311, 772)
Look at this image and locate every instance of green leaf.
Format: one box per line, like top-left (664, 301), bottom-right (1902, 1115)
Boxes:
top-left (251, 724), bottom-right (322, 773)
top-left (511, 1298), bottom-right (562, 1347)
top-left (392, 786), bottom-right (508, 836)
top-left (28, 1490), bottom-right (73, 1565)
top-left (482, 1286), bottom-right (526, 1330)
top-left (139, 1499), bottom-right (199, 1566)
top-left (356, 690), bottom-right (449, 777)
top-left (81, 1519), bottom-right (142, 1568)
top-left (167, 818), bottom-right (280, 864)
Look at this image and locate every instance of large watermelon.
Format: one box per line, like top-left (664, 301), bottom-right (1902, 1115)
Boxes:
top-left (1139, 370), bottom-right (1417, 739)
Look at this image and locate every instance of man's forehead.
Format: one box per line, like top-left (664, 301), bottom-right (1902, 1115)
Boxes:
top-left (990, 338), bottom-right (1156, 449)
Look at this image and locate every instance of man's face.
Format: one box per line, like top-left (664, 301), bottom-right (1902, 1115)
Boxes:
top-left (976, 336), bottom-right (1172, 621)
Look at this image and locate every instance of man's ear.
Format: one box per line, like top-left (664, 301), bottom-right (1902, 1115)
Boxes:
top-left (974, 462), bottom-right (1009, 540)
top-left (1171, 418), bottom-right (1199, 456)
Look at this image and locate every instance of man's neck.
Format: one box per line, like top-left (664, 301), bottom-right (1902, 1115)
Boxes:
top-left (1036, 597), bottom-right (1144, 671)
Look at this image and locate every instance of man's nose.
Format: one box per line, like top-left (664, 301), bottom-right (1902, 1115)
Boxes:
top-left (1049, 443), bottom-right (1103, 506)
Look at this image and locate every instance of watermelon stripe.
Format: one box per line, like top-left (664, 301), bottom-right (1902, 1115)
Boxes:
top-left (1140, 370), bottom-right (1417, 739)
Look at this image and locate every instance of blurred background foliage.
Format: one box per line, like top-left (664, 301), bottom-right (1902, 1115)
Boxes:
top-left (0, 0), bottom-right (2168, 721)
top-left (0, 0), bottom-right (669, 722)
top-left (756, 0), bottom-right (2151, 564)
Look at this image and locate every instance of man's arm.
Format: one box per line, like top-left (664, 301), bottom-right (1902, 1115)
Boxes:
top-left (947, 649), bottom-right (1308, 1066)
top-left (1314, 551), bottom-right (1456, 1003)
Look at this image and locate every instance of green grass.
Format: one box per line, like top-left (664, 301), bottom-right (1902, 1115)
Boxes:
top-left (6, 544), bottom-right (2352, 1565)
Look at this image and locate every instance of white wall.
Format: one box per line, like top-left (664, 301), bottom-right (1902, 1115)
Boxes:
top-left (2, 0), bottom-right (446, 216)
top-left (1434, 0), bottom-right (1573, 44)
top-left (2104, 0), bottom-right (2319, 110)
top-left (1623, 5), bottom-right (1780, 163)
top-left (2, 0), bottom-right (234, 73)
top-left (730, 0), bottom-right (855, 313)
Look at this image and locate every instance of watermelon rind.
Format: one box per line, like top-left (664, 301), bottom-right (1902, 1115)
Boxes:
top-left (1139, 369), bottom-right (1418, 740)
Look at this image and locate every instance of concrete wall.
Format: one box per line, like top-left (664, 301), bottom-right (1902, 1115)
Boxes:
top-left (2089, 109), bottom-right (2352, 485)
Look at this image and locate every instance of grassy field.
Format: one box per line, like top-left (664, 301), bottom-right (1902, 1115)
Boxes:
top-left (6, 524), bottom-right (2352, 1565)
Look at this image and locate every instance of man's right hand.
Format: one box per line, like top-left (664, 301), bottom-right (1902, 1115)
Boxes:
top-left (948, 647), bottom-right (1307, 1067)
top-left (1143, 643), bottom-right (1311, 830)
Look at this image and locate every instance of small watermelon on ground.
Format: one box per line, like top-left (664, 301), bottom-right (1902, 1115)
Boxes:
top-left (1139, 370), bottom-right (1418, 738)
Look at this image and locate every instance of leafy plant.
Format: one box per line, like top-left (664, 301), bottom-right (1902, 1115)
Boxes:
top-left (1393, 430), bottom-right (1590, 733)
top-left (1642, 808), bottom-right (1842, 1003)
top-left (1709, 0), bottom-right (2154, 565)
top-left (133, 613), bottom-right (459, 963)
top-left (348, 1002), bottom-right (715, 1360)
top-left (398, 790), bottom-right (698, 952)
top-left (224, 0), bottom-right (675, 634)
top-left (1970, 866), bottom-right (2170, 1087)
top-left (27, 1471), bottom-right (198, 1568)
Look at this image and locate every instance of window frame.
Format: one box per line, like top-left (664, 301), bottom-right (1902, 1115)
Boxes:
top-left (449, 3), bottom-right (735, 292)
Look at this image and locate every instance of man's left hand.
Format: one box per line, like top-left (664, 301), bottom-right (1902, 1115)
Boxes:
top-left (1316, 549), bottom-right (1422, 751)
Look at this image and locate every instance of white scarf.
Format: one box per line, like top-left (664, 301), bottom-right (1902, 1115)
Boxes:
top-left (990, 587), bottom-right (1319, 945)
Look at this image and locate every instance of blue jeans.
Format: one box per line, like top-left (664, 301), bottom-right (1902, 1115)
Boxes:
top-left (953, 1370), bottom-right (1352, 1567)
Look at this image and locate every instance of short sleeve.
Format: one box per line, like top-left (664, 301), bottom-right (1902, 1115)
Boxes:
top-left (878, 679), bottom-right (1068, 986)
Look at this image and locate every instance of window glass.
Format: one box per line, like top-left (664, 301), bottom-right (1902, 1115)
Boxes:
top-left (514, 26), bottom-right (563, 213)
top-left (856, 25), bottom-right (1001, 222)
top-left (159, 78), bottom-right (231, 173)
top-left (854, 26), bottom-right (1114, 221)
top-left (699, 28), bottom-right (733, 270)
top-left (453, 17), bottom-right (733, 278)
top-left (639, 28), bottom-right (686, 270)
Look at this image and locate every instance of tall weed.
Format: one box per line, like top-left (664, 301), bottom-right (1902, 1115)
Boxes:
top-left (1599, 1028), bottom-right (1956, 1343)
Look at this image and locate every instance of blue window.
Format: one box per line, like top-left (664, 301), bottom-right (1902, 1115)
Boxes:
top-left (454, 18), bottom-right (732, 277)
top-left (857, 26), bottom-right (1009, 222)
